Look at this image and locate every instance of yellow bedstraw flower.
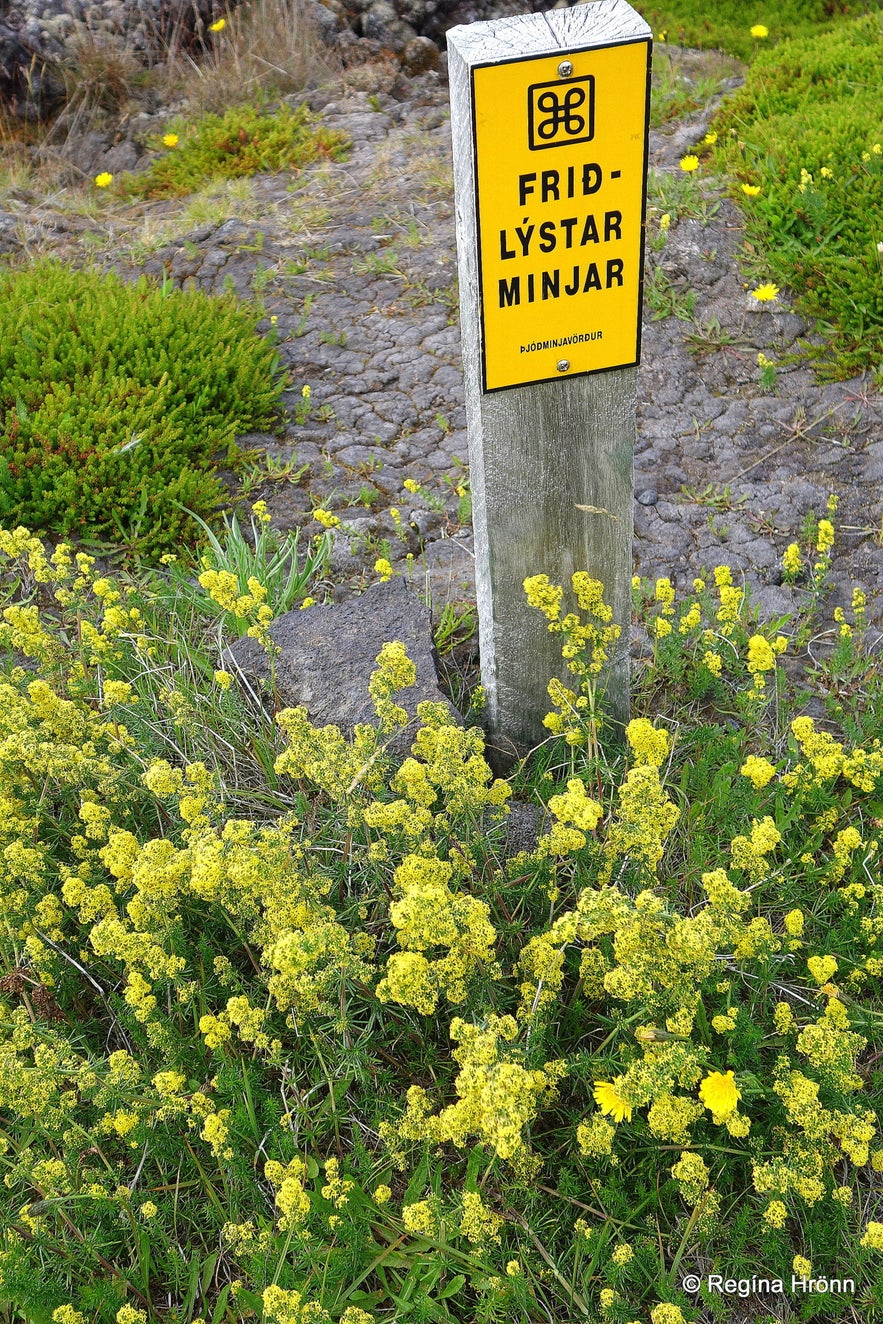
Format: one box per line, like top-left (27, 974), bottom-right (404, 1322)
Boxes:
top-left (593, 1080), bottom-right (632, 1123)
top-left (763, 1200), bottom-right (787, 1227)
top-left (740, 754), bottom-right (776, 789)
top-left (861, 1223), bottom-right (883, 1250)
top-left (750, 24), bottom-right (769, 37)
top-left (95, 172), bottom-right (113, 187)
top-left (816, 518), bottom-right (834, 554)
top-left (741, 183), bottom-right (761, 196)
top-left (659, 212), bottom-right (671, 231)
top-left (162, 133), bottom-right (179, 147)
top-left (793, 1256), bottom-right (812, 1277)
top-left (750, 282), bottom-right (779, 302)
top-left (651, 1307), bottom-right (685, 1324)
top-left (374, 557), bottom-right (394, 582)
top-left (782, 542), bottom-right (801, 577)
top-left (698, 1070), bottom-right (740, 1118)
top-left (784, 909), bottom-right (804, 937)
top-left (679, 155), bottom-right (699, 172)
top-left (807, 955), bottom-right (838, 985)
top-left (313, 508), bottom-right (340, 529)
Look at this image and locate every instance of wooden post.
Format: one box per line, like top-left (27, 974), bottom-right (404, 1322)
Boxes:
top-left (447, 1), bottom-right (651, 760)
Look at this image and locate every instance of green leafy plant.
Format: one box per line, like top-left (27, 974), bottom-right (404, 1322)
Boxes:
top-left (0, 259), bottom-right (286, 559)
top-left (711, 13), bottom-right (883, 378)
top-left (179, 499), bottom-right (333, 634)
top-left (126, 101), bottom-right (348, 199)
top-left (634, 0), bottom-right (866, 61)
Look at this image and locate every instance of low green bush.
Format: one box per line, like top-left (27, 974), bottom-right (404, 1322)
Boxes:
top-left (0, 503), bottom-right (882, 1324)
top-left (0, 260), bottom-right (286, 559)
top-left (126, 101), bottom-right (348, 199)
top-left (710, 14), bottom-right (883, 379)
top-left (634, 0), bottom-right (865, 61)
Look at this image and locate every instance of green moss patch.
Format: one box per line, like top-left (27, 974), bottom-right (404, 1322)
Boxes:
top-left (0, 259), bottom-right (286, 558)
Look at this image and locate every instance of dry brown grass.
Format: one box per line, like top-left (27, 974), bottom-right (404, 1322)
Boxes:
top-left (153, 0), bottom-right (338, 116)
top-left (0, 0), bottom-right (335, 197)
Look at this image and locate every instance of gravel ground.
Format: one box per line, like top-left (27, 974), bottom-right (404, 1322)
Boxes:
top-left (3, 47), bottom-right (882, 630)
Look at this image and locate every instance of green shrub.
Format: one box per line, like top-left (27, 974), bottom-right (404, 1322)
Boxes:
top-left (0, 259), bottom-right (286, 559)
top-left (633, 0), bottom-right (865, 61)
top-left (126, 101), bottom-right (348, 199)
top-left (711, 14), bottom-right (883, 378)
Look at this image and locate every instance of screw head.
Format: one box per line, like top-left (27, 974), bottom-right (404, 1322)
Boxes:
top-left (556, 359), bottom-right (570, 372)
top-left (557, 59), bottom-right (573, 78)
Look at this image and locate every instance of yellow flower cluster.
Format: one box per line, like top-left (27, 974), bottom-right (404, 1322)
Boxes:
top-left (524, 572), bottom-right (621, 744)
top-left (387, 1016), bottom-right (566, 1160)
top-left (197, 566), bottom-right (276, 649)
top-left (376, 854), bottom-right (497, 1013)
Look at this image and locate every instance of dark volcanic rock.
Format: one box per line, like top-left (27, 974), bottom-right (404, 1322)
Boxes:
top-left (225, 577), bottom-right (460, 752)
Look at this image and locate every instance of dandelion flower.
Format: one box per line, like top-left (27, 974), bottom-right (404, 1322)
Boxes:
top-left (750, 282), bottom-right (779, 302)
top-left (94, 172), bottom-right (113, 188)
top-left (208, 16), bottom-right (226, 30)
top-left (679, 155), bottom-right (700, 173)
top-left (741, 183), bottom-right (761, 196)
top-left (698, 1070), bottom-right (740, 1117)
top-left (703, 131), bottom-right (718, 145)
top-left (162, 133), bottom-right (179, 147)
top-left (593, 1080), bottom-right (632, 1123)
top-left (750, 24), bottom-right (769, 38)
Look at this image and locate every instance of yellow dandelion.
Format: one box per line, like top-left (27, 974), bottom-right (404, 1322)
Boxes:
top-left (750, 24), bottom-right (769, 38)
top-left (703, 131), bottom-right (718, 145)
top-left (162, 133), bottom-right (179, 148)
top-left (741, 183), bottom-right (761, 196)
top-left (593, 1080), bottom-right (632, 1124)
top-left (94, 172), bottom-right (114, 188)
top-left (750, 282), bottom-right (779, 302)
top-left (208, 16), bottom-right (226, 30)
top-left (698, 1070), bottom-right (741, 1117)
top-left (679, 155), bottom-right (700, 173)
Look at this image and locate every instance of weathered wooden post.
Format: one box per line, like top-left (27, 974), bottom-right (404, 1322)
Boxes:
top-left (447, 0), bottom-right (651, 760)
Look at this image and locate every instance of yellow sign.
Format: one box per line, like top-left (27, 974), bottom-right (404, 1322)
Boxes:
top-left (472, 39), bottom-right (650, 391)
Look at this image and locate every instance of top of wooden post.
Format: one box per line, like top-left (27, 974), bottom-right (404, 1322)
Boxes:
top-left (447, 0), bottom-right (652, 66)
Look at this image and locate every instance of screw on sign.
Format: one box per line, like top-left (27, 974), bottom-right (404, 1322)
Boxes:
top-left (448, 0), bottom-right (651, 759)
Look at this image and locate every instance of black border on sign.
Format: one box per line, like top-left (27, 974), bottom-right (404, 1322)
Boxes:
top-left (469, 35), bottom-right (652, 394)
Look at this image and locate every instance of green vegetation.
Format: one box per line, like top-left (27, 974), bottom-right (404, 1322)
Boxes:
top-left (710, 13), bottom-right (883, 379)
top-left (127, 102), bottom-right (348, 200)
top-left (1, 503), bottom-right (882, 1324)
top-left (634, 0), bottom-right (866, 60)
top-left (0, 260), bottom-right (286, 559)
